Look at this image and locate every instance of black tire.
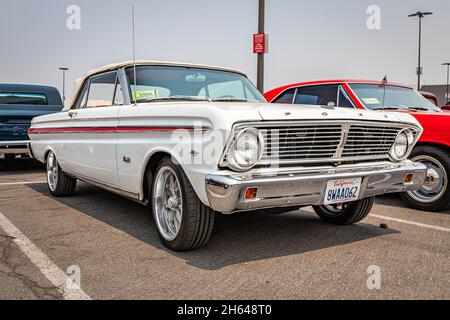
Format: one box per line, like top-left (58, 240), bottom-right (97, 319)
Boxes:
top-left (263, 206), bottom-right (301, 215)
top-left (4, 154), bottom-right (16, 160)
top-left (151, 157), bottom-right (215, 251)
top-left (46, 151), bottom-right (77, 197)
top-left (400, 145), bottom-right (450, 212)
top-left (313, 197), bottom-right (374, 225)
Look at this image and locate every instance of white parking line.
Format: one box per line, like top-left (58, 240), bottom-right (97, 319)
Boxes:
top-left (0, 210), bottom-right (91, 300)
top-left (0, 181), bottom-right (46, 186)
top-left (371, 214), bottom-right (450, 233)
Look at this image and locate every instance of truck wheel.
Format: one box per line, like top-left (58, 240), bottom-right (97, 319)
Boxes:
top-left (151, 157), bottom-right (215, 251)
top-left (400, 146), bottom-right (450, 212)
top-left (313, 197), bottom-right (374, 225)
top-left (46, 151), bottom-right (77, 197)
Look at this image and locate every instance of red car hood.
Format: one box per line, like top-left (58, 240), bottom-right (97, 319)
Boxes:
top-left (396, 111), bottom-right (450, 146)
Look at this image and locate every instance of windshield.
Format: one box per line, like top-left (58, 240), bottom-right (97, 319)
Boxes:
top-left (348, 84), bottom-right (441, 112)
top-left (125, 65), bottom-right (266, 103)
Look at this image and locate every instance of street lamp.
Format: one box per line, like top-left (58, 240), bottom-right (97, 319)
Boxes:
top-left (408, 11), bottom-right (433, 90)
top-left (59, 67), bottom-right (69, 102)
top-left (442, 63), bottom-right (450, 104)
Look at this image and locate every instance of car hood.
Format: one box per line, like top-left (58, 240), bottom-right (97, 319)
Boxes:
top-left (254, 103), bottom-right (420, 126)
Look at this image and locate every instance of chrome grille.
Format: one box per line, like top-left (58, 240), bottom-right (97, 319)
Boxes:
top-left (260, 125), bottom-right (342, 162)
top-left (245, 121), bottom-right (419, 166)
top-left (342, 125), bottom-right (399, 158)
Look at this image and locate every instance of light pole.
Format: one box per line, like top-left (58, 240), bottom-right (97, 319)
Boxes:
top-left (257, 0), bottom-right (265, 93)
top-left (408, 11), bottom-right (433, 90)
top-left (442, 63), bottom-right (450, 104)
top-left (59, 67), bottom-right (69, 102)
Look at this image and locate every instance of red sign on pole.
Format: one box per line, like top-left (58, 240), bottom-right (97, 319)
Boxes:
top-left (253, 33), bottom-right (266, 54)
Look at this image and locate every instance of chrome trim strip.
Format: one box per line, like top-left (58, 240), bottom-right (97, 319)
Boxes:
top-left (68, 172), bottom-right (145, 204)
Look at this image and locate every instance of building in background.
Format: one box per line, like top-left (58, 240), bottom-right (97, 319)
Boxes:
top-left (420, 85), bottom-right (449, 106)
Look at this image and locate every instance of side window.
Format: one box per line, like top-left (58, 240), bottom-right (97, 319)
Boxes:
top-left (294, 85), bottom-right (339, 106)
top-left (86, 72), bottom-right (117, 108)
top-left (338, 87), bottom-right (355, 108)
top-left (273, 88), bottom-right (295, 104)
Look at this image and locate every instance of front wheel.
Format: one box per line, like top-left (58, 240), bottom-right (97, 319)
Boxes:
top-left (313, 197), bottom-right (374, 225)
top-left (151, 158), bottom-right (215, 251)
top-left (400, 146), bottom-right (450, 212)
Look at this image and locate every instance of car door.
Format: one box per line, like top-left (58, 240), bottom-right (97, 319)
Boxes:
top-left (62, 71), bottom-right (122, 186)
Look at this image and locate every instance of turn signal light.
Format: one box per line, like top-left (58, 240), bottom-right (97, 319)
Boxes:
top-left (404, 174), bottom-right (414, 184)
top-left (244, 187), bottom-right (259, 200)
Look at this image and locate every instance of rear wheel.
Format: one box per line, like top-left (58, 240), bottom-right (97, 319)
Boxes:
top-left (401, 146), bottom-right (450, 212)
top-left (151, 158), bottom-right (215, 251)
top-left (46, 151), bottom-right (77, 197)
top-left (313, 197), bottom-right (374, 225)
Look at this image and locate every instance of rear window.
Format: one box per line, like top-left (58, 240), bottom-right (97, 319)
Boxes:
top-left (0, 92), bottom-right (48, 105)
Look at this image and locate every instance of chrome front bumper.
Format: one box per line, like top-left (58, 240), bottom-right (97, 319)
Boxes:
top-left (0, 140), bottom-right (30, 155)
top-left (205, 161), bottom-right (427, 213)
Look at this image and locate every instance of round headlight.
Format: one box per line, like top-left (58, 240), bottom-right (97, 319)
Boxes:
top-left (227, 128), bottom-right (263, 171)
top-left (390, 129), bottom-right (414, 161)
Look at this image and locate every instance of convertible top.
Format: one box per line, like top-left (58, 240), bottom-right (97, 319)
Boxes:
top-left (64, 60), bottom-right (247, 111)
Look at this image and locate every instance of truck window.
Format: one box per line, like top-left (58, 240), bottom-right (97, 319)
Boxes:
top-left (0, 92), bottom-right (48, 105)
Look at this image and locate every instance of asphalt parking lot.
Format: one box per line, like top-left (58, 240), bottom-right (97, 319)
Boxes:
top-left (0, 158), bottom-right (448, 300)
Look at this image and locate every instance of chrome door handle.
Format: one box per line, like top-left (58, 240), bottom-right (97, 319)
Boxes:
top-left (68, 111), bottom-right (78, 118)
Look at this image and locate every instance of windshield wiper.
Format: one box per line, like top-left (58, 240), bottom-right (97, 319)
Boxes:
top-left (406, 106), bottom-right (430, 111)
top-left (212, 98), bottom-right (249, 102)
top-left (372, 106), bottom-right (402, 110)
top-left (136, 96), bottom-right (210, 103)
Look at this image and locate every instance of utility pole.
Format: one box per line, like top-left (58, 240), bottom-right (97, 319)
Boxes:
top-left (442, 63), bottom-right (450, 104)
top-left (408, 11), bottom-right (433, 90)
top-left (59, 67), bottom-right (69, 102)
top-left (257, 0), bottom-right (265, 93)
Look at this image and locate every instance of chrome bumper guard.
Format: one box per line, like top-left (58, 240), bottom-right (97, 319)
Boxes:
top-left (205, 161), bottom-right (427, 213)
top-left (0, 141), bottom-right (30, 155)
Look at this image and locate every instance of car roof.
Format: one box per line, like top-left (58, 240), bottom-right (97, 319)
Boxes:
top-left (0, 83), bottom-right (63, 105)
top-left (82, 60), bottom-right (246, 78)
top-left (264, 79), bottom-right (412, 102)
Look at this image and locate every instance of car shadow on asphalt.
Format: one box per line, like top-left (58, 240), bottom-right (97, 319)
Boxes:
top-left (376, 194), bottom-right (450, 215)
top-left (0, 158), bottom-right (44, 174)
top-left (29, 183), bottom-right (400, 271)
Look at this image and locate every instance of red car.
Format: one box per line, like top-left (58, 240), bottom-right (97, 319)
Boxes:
top-left (265, 80), bottom-right (450, 212)
top-left (420, 91), bottom-right (450, 111)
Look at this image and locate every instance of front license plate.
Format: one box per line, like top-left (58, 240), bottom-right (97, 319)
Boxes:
top-left (324, 177), bottom-right (362, 205)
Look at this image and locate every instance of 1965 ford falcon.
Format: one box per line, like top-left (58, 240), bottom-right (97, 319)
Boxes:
top-left (29, 61), bottom-right (427, 251)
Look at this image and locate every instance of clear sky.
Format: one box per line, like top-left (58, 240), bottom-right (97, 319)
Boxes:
top-left (1, 0), bottom-right (449, 98)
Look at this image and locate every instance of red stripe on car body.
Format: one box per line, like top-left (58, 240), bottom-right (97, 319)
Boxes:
top-left (28, 127), bottom-right (196, 134)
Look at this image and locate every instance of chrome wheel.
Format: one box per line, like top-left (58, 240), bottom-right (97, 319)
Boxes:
top-left (47, 152), bottom-right (58, 192)
top-left (407, 155), bottom-right (448, 204)
top-left (153, 166), bottom-right (183, 241)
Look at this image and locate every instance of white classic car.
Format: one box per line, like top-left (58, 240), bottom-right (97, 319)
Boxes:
top-left (29, 61), bottom-right (427, 251)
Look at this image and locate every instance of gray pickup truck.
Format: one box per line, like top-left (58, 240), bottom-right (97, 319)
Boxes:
top-left (0, 84), bottom-right (63, 159)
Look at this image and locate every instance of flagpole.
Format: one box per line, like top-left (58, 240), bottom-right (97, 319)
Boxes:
top-left (381, 76), bottom-right (387, 111)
